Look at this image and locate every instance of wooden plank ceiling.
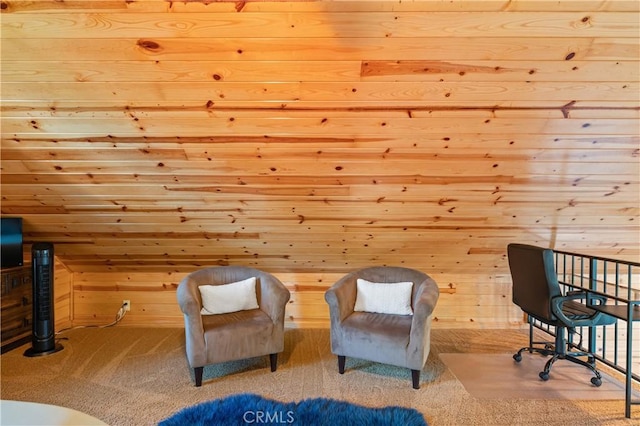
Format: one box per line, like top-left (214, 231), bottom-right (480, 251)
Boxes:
top-left (1, 0), bottom-right (638, 327)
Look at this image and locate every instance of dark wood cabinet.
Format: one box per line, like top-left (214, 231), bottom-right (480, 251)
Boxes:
top-left (1, 264), bottom-right (32, 353)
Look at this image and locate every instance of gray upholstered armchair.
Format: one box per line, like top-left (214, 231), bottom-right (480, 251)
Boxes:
top-left (324, 266), bottom-right (439, 389)
top-left (176, 266), bottom-right (290, 386)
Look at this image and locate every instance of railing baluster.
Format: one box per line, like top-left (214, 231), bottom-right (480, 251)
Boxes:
top-left (587, 258), bottom-right (606, 353)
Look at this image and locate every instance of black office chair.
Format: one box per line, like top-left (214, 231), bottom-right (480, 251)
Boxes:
top-left (507, 243), bottom-right (616, 386)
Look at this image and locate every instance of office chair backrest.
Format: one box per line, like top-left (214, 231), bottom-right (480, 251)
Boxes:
top-left (507, 243), bottom-right (562, 321)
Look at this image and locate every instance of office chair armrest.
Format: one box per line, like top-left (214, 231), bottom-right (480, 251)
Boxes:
top-left (564, 290), bottom-right (608, 305)
top-left (551, 292), bottom-right (609, 327)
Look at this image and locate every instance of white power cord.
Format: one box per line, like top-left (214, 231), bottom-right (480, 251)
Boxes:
top-left (114, 301), bottom-right (129, 323)
top-left (55, 301), bottom-right (128, 336)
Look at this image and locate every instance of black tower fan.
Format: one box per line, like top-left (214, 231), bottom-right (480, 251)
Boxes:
top-left (24, 242), bottom-right (63, 357)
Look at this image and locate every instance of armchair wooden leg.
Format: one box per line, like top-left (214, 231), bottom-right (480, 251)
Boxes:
top-left (338, 355), bottom-right (346, 374)
top-left (269, 353), bottom-right (278, 372)
top-left (411, 369), bottom-right (420, 389)
top-left (194, 366), bottom-right (203, 387)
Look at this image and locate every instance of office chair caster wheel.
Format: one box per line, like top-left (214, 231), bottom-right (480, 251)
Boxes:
top-left (591, 377), bottom-right (602, 387)
top-left (513, 353), bottom-right (522, 362)
top-left (539, 372), bottom-right (549, 381)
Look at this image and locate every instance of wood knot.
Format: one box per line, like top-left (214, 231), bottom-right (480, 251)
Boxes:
top-left (137, 39), bottom-right (161, 51)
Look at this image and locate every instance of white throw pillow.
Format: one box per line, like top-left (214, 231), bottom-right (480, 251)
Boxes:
top-left (354, 278), bottom-right (414, 315)
top-left (199, 277), bottom-right (259, 315)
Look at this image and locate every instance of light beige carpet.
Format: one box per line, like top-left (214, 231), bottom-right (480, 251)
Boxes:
top-left (440, 352), bottom-right (637, 401)
top-left (1, 327), bottom-right (637, 425)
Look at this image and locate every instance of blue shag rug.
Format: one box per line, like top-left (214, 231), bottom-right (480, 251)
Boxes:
top-left (159, 393), bottom-right (427, 426)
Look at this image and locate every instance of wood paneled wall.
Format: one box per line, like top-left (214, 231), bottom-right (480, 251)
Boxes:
top-left (1, 0), bottom-right (638, 328)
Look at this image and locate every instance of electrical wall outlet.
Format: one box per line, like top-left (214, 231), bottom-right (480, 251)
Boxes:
top-left (123, 300), bottom-right (131, 311)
